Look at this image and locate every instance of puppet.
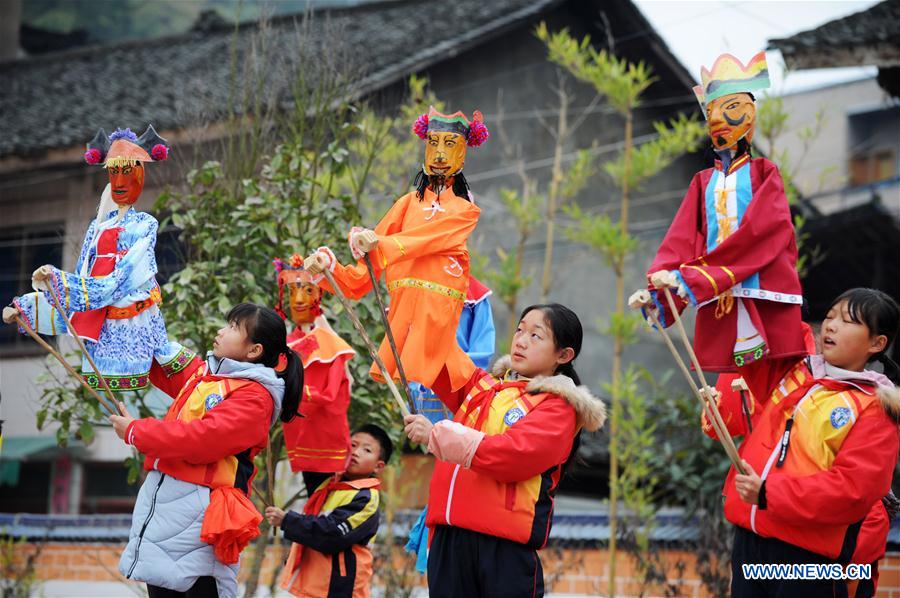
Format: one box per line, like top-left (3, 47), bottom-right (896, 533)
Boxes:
top-left (306, 107), bottom-right (489, 392)
top-left (3, 126), bottom-right (193, 391)
top-left (632, 52), bottom-right (805, 371)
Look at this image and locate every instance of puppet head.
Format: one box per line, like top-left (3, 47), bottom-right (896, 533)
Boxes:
top-left (84, 125), bottom-right (169, 206)
top-left (273, 254), bottom-right (323, 325)
top-left (693, 52), bottom-right (770, 151)
top-left (412, 107), bottom-right (488, 192)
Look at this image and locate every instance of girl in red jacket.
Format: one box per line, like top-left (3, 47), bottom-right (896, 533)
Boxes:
top-left (705, 288), bottom-right (900, 597)
top-left (403, 303), bottom-right (606, 598)
top-left (109, 303), bottom-right (302, 598)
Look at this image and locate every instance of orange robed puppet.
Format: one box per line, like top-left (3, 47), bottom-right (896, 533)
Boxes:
top-left (306, 107), bottom-right (489, 392)
top-left (631, 52), bottom-right (805, 372)
top-left (274, 255), bottom-right (355, 490)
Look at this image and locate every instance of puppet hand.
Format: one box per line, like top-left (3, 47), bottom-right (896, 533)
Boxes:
top-left (31, 265), bottom-right (54, 291)
top-left (351, 229), bottom-right (379, 256)
top-left (698, 385), bottom-right (721, 406)
top-left (628, 289), bottom-right (652, 310)
top-left (3, 306), bottom-right (19, 325)
top-left (649, 270), bottom-right (679, 290)
top-left (304, 250), bottom-right (332, 275)
top-left (348, 226), bottom-right (365, 260)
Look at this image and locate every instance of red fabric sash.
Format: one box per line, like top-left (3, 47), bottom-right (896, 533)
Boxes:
top-left (71, 227), bottom-right (122, 341)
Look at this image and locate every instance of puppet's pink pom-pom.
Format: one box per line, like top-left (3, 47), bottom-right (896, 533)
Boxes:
top-left (150, 144), bottom-right (168, 161)
top-left (84, 148), bottom-right (102, 164)
top-left (466, 120), bottom-right (489, 147)
top-left (412, 114), bottom-right (429, 140)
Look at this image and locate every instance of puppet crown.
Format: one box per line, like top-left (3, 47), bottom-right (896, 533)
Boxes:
top-left (84, 124), bottom-right (170, 166)
top-left (412, 106), bottom-right (489, 147)
top-left (693, 51), bottom-right (770, 109)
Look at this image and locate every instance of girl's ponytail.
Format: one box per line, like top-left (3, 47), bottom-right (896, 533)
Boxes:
top-left (278, 347), bottom-right (302, 422)
top-left (557, 360), bottom-right (581, 386)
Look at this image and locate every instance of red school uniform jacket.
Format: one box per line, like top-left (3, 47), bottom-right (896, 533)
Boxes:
top-left (707, 354), bottom-right (900, 560)
top-left (425, 356), bottom-right (606, 548)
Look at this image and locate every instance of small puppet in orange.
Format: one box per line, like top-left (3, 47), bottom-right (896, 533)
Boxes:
top-left (274, 255), bottom-right (356, 484)
top-left (305, 107), bottom-right (489, 393)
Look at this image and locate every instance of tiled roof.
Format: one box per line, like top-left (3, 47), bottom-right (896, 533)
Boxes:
top-left (769, 0), bottom-right (900, 70)
top-left (0, 0), bottom-right (560, 158)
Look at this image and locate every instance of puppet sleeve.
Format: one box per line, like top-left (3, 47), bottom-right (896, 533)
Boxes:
top-left (368, 202), bottom-right (479, 268)
top-left (643, 173), bottom-right (705, 327)
top-left (12, 292), bottom-right (68, 336)
top-left (458, 299), bottom-right (496, 371)
top-left (46, 215), bottom-right (159, 312)
top-left (320, 194), bottom-right (411, 299)
top-left (678, 161), bottom-right (795, 305)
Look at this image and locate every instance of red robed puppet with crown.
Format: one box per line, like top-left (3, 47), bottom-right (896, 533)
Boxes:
top-left (632, 52), bottom-right (805, 372)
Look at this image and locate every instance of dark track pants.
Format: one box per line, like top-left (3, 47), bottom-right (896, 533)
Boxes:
top-left (732, 526), bottom-right (850, 598)
top-left (427, 525), bottom-right (544, 598)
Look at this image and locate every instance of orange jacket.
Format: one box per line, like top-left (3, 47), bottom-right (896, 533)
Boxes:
top-left (321, 187), bottom-right (480, 391)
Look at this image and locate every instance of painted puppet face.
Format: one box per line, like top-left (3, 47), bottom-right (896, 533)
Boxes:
top-left (288, 281), bottom-right (322, 325)
top-left (424, 131), bottom-right (467, 177)
top-left (706, 93), bottom-right (756, 150)
top-left (107, 162), bottom-right (145, 206)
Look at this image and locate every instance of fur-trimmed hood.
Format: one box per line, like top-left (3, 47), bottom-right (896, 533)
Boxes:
top-left (491, 355), bottom-right (606, 432)
top-left (878, 386), bottom-right (900, 424)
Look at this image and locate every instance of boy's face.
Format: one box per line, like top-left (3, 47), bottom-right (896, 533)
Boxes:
top-left (345, 432), bottom-right (385, 480)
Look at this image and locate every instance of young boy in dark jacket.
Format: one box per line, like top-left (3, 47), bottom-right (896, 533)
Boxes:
top-left (265, 424), bottom-right (392, 598)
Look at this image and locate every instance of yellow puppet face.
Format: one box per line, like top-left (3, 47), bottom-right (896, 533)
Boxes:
top-left (706, 93), bottom-right (756, 150)
top-left (424, 131), bottom-right (467, 177)
top-left (288, 281), bottom-right (322, 325)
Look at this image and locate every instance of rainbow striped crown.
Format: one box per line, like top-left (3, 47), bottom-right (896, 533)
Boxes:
top-left (693, 51), bottom-right (770, 108)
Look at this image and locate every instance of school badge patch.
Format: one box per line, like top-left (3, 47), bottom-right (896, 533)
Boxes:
top-left (504, 407), bottom-right (525, 426)
top-left (830, 406), bottom-right (851, 429)
top-left (205, 393), bottom-right (224, 411)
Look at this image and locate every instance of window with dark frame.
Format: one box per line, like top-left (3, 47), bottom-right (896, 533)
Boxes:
top-left (0, 223), bottom-right (65, 353)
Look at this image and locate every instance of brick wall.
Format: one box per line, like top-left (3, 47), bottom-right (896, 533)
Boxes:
top-left (13, 542), bottom-right (900, 596)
